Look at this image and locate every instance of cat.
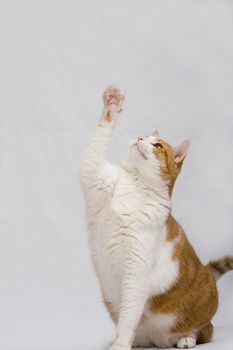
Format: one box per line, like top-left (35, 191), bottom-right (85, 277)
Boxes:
top-left (79, 85), bottom-right (233, 349)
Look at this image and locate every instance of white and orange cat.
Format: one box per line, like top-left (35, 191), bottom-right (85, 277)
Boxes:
top-left (79, 86), bottom-right (233, 349)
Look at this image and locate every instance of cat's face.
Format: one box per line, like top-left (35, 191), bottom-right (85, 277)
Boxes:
top-left (125, 130), bottom-right (190, 188)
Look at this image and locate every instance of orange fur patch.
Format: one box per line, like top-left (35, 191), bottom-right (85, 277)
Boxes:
top-left (149, 215), bottom-right (218, 340)
top-left (207, 256), bottom-right (233, 279)
top-left (153, 140), bottom-right (185, 196)
top-left (105, 110), bottom-right (112, 122)
top-left (197, 322), bottom-right (213, 344)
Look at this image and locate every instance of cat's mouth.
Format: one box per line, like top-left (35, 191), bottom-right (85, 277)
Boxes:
top-left (132, 143), bottom-right (148, 160)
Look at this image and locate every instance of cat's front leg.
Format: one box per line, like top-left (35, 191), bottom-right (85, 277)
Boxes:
top-left (109, 275), bottom-right (149, 350)
top-left (80, 85), bottom-right (124, 197)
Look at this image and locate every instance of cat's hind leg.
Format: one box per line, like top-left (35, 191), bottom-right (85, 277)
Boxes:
top-left (176, 322), bottom-right (213, 348)
top-left (197, 322), bottom-right (213, 344)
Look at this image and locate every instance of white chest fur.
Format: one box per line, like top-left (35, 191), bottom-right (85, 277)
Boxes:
top-left (87, 169), bottom-right (179, 313)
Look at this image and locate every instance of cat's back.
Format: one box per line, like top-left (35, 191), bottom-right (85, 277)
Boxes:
top-left (148, 215), bottom-right (218, 330)
top-left (134, 215), bottom-right (218, 347)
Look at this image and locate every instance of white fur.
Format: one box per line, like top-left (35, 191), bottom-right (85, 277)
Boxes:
top-left (80, 87), bottom-right (181, 350)
top-left (133, 312), bottom-right (179, 348)
top-left (177, 336), bottom-right (197, 349)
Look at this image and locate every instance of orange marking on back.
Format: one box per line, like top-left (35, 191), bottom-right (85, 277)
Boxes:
top-left (148, 215), bottom-right (218, 338)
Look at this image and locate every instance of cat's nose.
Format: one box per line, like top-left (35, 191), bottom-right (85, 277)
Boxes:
top-left (138, 136), bottom-right (144, 141)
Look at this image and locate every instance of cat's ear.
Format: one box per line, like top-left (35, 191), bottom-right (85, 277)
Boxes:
top-left (173, 140), bottom-right (190, 163)
top-left (152, 129), bottom-right (159, 137)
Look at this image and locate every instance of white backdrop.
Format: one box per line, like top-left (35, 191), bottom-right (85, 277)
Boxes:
top-left (0, 1), bottom-right (233, 349)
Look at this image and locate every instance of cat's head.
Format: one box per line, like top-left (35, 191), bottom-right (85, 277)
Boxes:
top-left (123, 130), bottom-right (190, 194)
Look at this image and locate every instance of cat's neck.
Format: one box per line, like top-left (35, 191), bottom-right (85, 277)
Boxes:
top-left (123, 167), bottom-right (171, 214)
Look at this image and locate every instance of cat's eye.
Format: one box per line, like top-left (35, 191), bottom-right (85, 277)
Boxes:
top-left (152, 142), bottom-right (163, 148)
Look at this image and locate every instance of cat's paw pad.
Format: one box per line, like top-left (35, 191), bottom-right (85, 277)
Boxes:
top-left (177, 336), bottom-right (196, 349)
top-left (103, 85), bottom-right (125, 112)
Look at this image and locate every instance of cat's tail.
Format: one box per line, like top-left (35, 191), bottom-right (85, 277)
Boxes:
top-left (207, 255), bottom-right (233, 281)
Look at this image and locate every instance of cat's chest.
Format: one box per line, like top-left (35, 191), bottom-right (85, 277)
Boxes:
top-left (91, 177), bottom-right (170, 270)
top-left (111, 179), bottom-right (167, 228)
top-left (88, 174), bottom-right (176, 302)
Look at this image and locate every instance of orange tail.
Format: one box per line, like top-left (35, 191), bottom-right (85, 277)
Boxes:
top-left (207, 255), bottom-right (233, 281)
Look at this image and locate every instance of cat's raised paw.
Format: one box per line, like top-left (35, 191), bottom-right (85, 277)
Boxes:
top-left (103, 85), bottom-right (125, 112)
top-left (177, 336), bottom-right (196, 349)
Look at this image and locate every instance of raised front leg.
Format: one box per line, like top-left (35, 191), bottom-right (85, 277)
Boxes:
top-left (80, 85), bottom-right (125, 201)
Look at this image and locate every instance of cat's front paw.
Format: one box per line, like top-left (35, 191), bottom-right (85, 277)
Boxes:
top-left (103, 85), bottom-right (125, 113)
top-left (108, 342), bottom-right (130, 350)
top-left (108, 344), bottom-right (131, 350)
